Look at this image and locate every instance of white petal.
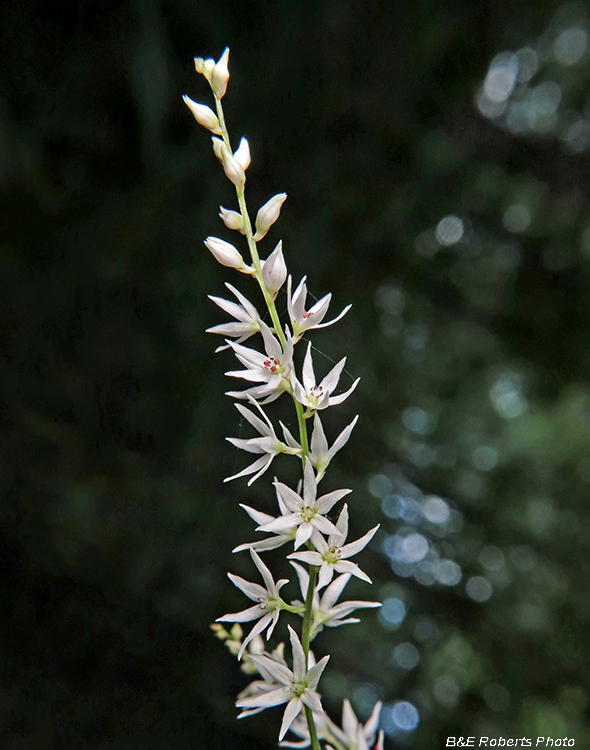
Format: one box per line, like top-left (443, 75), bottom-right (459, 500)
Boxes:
top-left (341, 524), bottom-right (380, 559)
top-left (288, 625), bottom-right (306, 680)
top-left (279, 698), bottom-right (303, 741)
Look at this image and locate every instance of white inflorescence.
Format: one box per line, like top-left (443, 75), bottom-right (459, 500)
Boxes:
top-left (185, 47), bottom-right (383, 749)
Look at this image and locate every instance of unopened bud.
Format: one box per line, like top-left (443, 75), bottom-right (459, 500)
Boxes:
top-left (212, 137), bottom-right (225, 161)
top-left (220, 145), bottom-right (246, 188)
top-left (233, 137), bottom-right (251, 171)
top-left (183, 96), bottom-right (222, 134)
top-left (204, 236), bottom-right (244, 269)
top-left (261, 240), bottom-right (287, 297)
top-left (253, 193), bottom-right (287, 241)
top-left (219, 206), bottom-right (245, 233)
top-left (211, 48), bottom-right (230, 98)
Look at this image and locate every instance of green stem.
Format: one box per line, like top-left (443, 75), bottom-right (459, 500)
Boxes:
top-left (302, 563), bottom-right (320, 750)
top-left (214, 91), bottom-right (319, 748)
top-left (305, 705), bottom-right (322, 750)
top-left (301, 564), bottom-right (318, 663)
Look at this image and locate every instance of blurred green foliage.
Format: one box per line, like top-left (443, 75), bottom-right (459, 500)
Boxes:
top-left (1, 0), bottom-right (589, 747)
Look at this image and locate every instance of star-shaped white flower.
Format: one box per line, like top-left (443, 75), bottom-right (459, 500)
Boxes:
top-left (257, 459), bottom-right (350, 549)
top-left (236, 625), bottom-right (330, 741)
top-left (309, 412), bottom-right (359, 482)
top-left (288, 504), bottom-right (380, 589)
top-left (224, 397), bottom-right (301, 485)
top-left (287, 275), bottom-right (351, 341)
top-left (225, 320), bottom-right (294, 403)
top-left (290, 563), bottom-right (381, 640)
top-left (207, 283), bottom-right (261, 352)
top-left (216, 549), bottom-right (288, 660)
top-left (329, 699), bottom-right (383, 750)
top-left (293, 342), bottom-right (360, 414)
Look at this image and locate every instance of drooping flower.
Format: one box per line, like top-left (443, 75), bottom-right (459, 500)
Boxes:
top-left (257, 459), bottom-right (349, 549)
top-left (290, 563), bottom-right (381, 640)
top-left (293, 342), bottom-right (360, 414)
top-left (236, 625), bottom-right (330, 741)
top-left (207, 283), bottom-right (260, 352)
top-left (225, 320), bottom-right (294, 403)
top-left (287, 275), bottom-right (351, 341)
top-left (224, 397), bottom-right (300, 485)
top-left (216, 549), bottom-right (289, 660)
top-left (288, 504), bottom-right (380, 589)
top-left (309, 412), bottom-right (359, 482)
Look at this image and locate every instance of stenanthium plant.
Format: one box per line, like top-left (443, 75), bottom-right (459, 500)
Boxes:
top-left (185, 48), bottom-right (384, 750)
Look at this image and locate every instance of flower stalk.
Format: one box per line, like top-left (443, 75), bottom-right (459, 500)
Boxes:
top-left (185, 47), bottom-right (383, 750)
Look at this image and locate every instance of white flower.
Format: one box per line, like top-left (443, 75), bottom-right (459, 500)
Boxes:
top-left (288, 504), bottom-right (379, 589)
top-left (225, 320), bottom-right (294, 403)
top-left (290, 563), bottom-right (381, 640)
top-left (183, 96), bottom-right (222, 134)
top-left (293, 342), bottom-right (360, 414)
top-left (216, 549), bottom-right (288, 660)
top-left (224, 397), bottom-right (300, 485)
top-left (219, 206), bottom-right (246, 233)
top-left (211, 47), bottom-right (230, 98)
top-left (309, 413), bottom-right (359, 482)
top-left (236, 625), bottom-right (329, 741)
top-left (287, 275), bottom-right (351, 341)
top-left (254, 193), bottom-right (288, 241)
top-left (257, 459), bottom-right (350, 549)
top-left (204, 236), bottom-right (253, 273)
top-left (207, 283), bottom-right (260, 352)
top-left (330, 699), bottom-right (383, 750)
top-left (261, 240), bottom-right (287, 298)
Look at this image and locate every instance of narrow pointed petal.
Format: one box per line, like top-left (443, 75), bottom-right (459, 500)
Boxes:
top-left (328, 377), bottom-right (361, 406)
top-left (237, 685), bottom-right (293, 709)
top-left (315, 488), bottom-right (352, 515)
top-left (317, 563), bottom-right (335, 590)
top-left (319, 357), bottom-right (346, 393)
top-left (258, 514), bottom-right (301, 533)
top-left (306, 654), bottom-right (330, 690)
top-left (224, 454), bottom-right (272, 483)
top-left (334, 559), bottom-right (372, 583)
top-left (216, 603), bottom-right (265, 623)
top-left (287, 550), bottom-right (323, 566)
top-left (279, 699), bottom-right (303, 741)
top-left (341, 524), bottom-right (380, 559)
top-left (320, 573), bottom-right (351, 610)
top-left (313, 303), bottom-right (352, 329)
top-left (227, 572), bottom-right (267, 601)
top-left (294, 522), bottom-right (314, 549)
top-left (302, 342), bottom-right (316, 391)
top-left (342, 699), bottom-right (358, 737)
top-left (250, 549), bottom-right (278, 596)
top-left (239, 503), bottom-right (274, 525)
top-left (238, 614), bottom-right (273, 659)
top-left (288, 625), bottom-right (306, 681)
top-left (310, 413), bottom-right (329, 459)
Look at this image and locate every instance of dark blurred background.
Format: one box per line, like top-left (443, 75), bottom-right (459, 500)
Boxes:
top-left (2, 0), bottom-right (590, 747)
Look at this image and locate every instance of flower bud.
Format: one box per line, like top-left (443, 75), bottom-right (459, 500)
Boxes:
top-left (211, 48), bottom-right (230, 98)
top-left (220, 145), bottom-right (246, 188)
top-left (204, 237), bottom-right (245, 269)
top-left (203, 58), bottom-right (215, 81)
top-left (194, 57), bottom-right (205, 74)
top-left (219, 206), bottom-right (246, 233)
top-left (253, 193), bottom-right (287, 241)
top-left (261, 240), bottom-right (287, 297)
top-left (233, 137), bottom-right (251, 171)
top-left (212, 137), bottom-right (225, 161)
top-left (183, 96), bottom-right (222, 134)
